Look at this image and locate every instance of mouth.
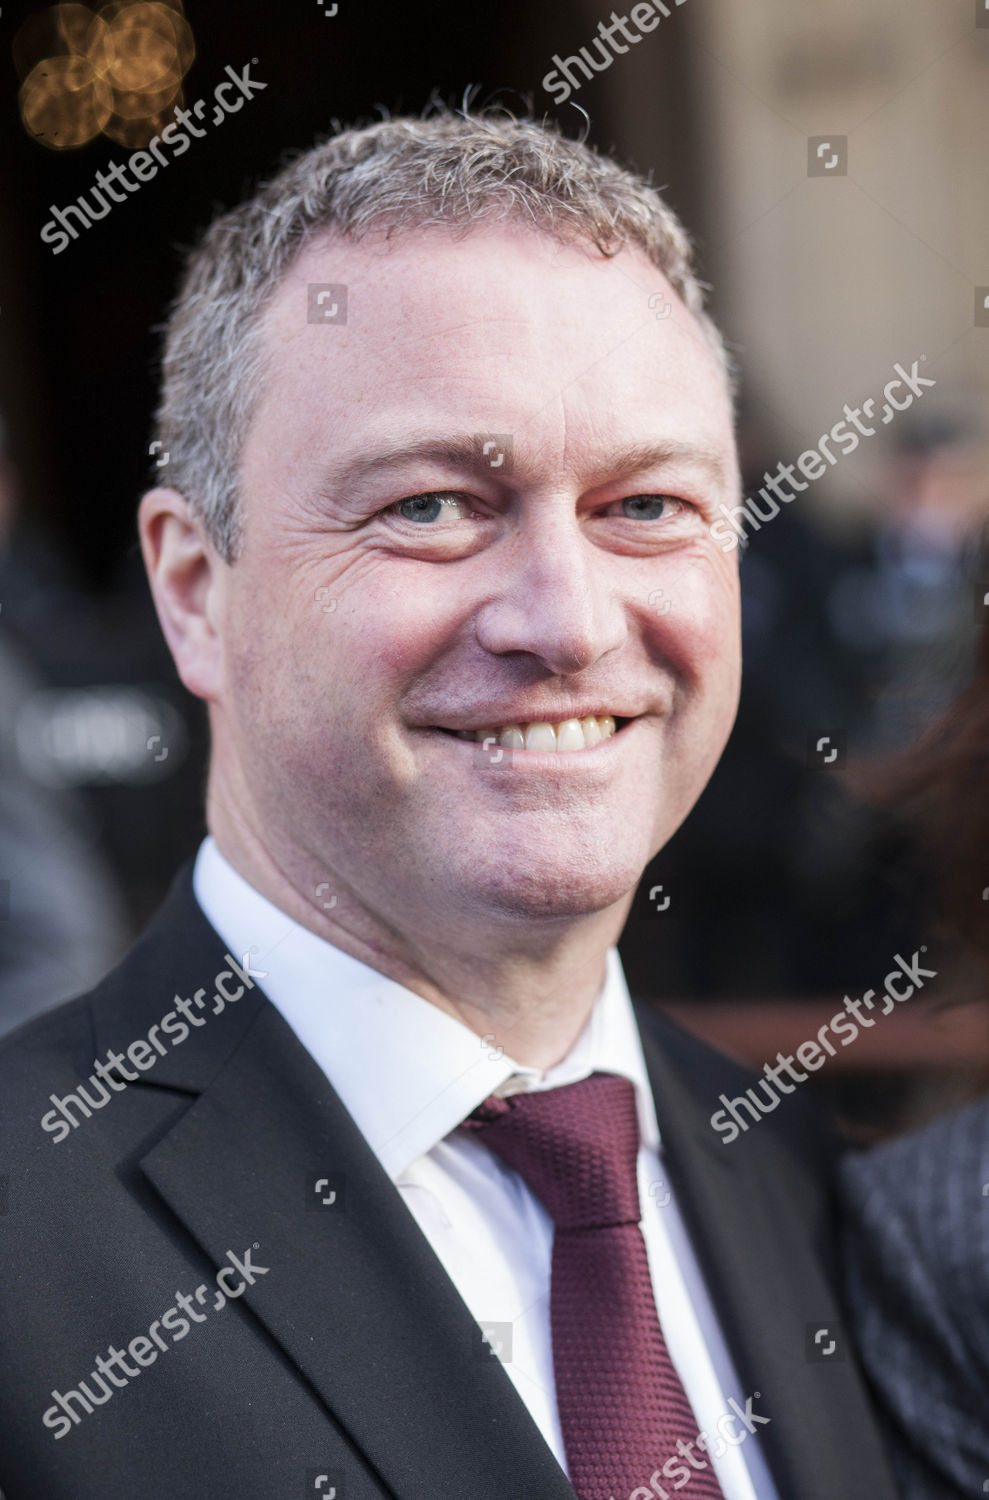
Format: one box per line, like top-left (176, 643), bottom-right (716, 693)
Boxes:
top-left (428, 714), bottom-right (635, 754)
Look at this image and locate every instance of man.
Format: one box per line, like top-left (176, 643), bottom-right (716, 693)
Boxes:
top-left (0, 108), bottom-right (897, 1499)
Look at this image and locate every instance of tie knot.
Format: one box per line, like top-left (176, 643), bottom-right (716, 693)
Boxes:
top-left (462, 1072), bottom-right (642, 1230)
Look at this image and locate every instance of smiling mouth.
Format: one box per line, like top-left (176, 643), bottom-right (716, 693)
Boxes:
top-left (430, 715), bottom-right (634, 753)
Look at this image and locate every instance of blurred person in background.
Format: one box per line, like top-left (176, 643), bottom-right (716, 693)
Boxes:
top-left (0, 411), bottom-right (130, 1037)
top-left (840, 544), bottom-right (989, 1500)
top-left (827, 412), bottom-right (988, 756)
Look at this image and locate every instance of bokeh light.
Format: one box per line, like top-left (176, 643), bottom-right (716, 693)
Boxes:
top-left (20, 55), bottom-right (113, 150)
top-left (102, 85), bottom-right (185, 146)
top-left (15, 0), bottom-right (195, 151)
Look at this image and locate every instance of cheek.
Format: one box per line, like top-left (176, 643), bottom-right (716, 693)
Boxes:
top-left (332, 569), bottom-right (467, 685)
top-left (654, 552), bottom-right (741, 692)
top-left (223, 576), bottom-right (325, 740)
top-left (353, 618), bottom-right (427, 680)
top-left (233, 568), bottom-right (460, 743)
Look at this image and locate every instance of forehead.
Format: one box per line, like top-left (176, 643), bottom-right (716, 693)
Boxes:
top-left (250, 222), bottom-right (734, 465)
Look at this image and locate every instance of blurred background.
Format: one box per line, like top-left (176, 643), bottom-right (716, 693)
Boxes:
top-left (1, 0), bottom-right (987, 1133)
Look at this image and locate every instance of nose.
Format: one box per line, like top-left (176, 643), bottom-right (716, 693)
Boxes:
top-left (472, 505), bottom-right (628, 674)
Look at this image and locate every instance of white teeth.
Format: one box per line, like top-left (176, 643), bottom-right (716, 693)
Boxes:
top-left (451, 715), bottom-right (622, 752)
top-left (525, 723), bottom-right (558, 753)
top-left (555, 719), bottom-right (585, 753)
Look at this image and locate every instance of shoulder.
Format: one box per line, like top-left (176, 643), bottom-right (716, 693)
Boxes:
top-left (0, 987), bottom-right (100, 1131)
top-left (0, 854), bottom-right (208, 1156)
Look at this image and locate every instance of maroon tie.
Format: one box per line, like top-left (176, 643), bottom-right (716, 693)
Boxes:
top-left (463, 1072), bottom-right (726, 1500)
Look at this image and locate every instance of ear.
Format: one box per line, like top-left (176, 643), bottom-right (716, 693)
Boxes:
top-left (137, 486), bottom-right (226, 702)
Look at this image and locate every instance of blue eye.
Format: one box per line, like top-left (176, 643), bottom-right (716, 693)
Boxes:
top-left (398, 494), bottom-right (448, 523)
top-left (621, 494), bottom-right (678, 520)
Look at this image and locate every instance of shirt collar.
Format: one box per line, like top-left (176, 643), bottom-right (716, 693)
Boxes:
top-left (192, 835), bottom-right (660, 1179)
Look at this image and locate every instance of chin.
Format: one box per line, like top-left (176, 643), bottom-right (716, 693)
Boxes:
top-left (466, 851), bottom-right (645, 922)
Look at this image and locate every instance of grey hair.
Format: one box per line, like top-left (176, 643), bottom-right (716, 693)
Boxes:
top-left (151, 102), bottom-right (733, 563)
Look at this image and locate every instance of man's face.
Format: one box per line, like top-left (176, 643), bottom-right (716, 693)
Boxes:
top-left (218, 224), bottom-right (741, 932)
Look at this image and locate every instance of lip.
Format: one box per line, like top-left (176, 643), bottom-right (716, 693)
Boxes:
top-left (425, 711), bottom-right (641, 733)
top-left (416, 716), bottom-right (643, 770)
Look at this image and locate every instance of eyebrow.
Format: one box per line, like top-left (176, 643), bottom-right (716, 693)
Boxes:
top-left (324, 434), bottom-right (732, 492)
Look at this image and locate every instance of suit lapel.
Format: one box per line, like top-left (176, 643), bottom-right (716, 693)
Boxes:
top-left (92, 861), bottom-right (894, 1499)
top-left (108, 865), bottom-right (575, 1500)
top-left (634, 1002), bottom-right (899, 1500)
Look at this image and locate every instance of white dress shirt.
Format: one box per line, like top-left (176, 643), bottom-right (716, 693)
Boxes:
top-left (193, 835), bottom-right (778, 1499)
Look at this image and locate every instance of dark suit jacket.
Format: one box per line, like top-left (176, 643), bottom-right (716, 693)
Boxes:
top-left (840, 1098), bottom-right (989, 1500)
top-left (0, 860), bottom-right (898, 1499)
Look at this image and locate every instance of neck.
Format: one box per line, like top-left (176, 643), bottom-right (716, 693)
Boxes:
top-left (206, 792), bottom-right (633, 1072)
